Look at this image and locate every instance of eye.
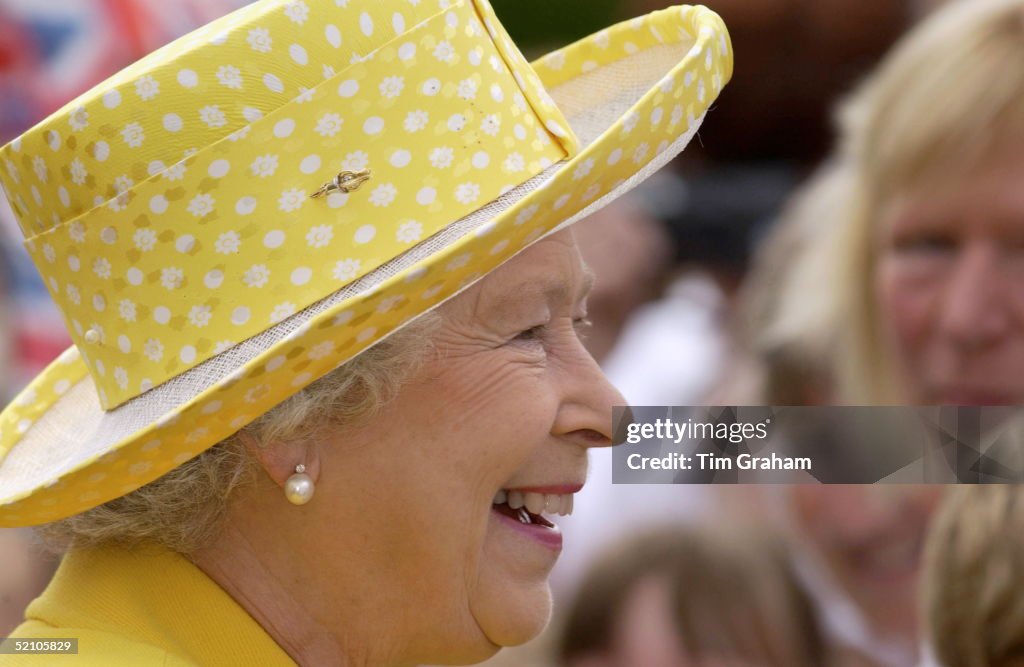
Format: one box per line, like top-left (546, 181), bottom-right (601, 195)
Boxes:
top-left (513, 324), bottom-right (546, 342)
top-left (893, 232), bottom-right (958, 255)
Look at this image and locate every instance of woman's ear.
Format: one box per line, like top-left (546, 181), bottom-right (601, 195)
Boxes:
top-left (236, 430), bottom-right (320, 489)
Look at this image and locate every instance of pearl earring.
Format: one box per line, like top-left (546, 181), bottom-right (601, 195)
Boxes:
top-left (284, 464), bottom-right (315, 505)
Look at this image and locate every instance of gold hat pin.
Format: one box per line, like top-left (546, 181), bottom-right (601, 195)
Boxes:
top-left (311, 169), bottom-right (372, 199)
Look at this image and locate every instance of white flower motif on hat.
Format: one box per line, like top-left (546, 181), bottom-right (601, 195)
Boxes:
top-left (119, 299), bottom-right (137, 322)
top-left (433, 40), bottom-right (455, 63)
top-left (250, 154), bottom-right (279, 178)
top-left (161, 267), bottom-right (184, 290)
top-left (213, 340), bottom-right (234, 354)
top-left (121, 123), bottom-right (145, 148)
top-left (244, 264), bottom-right (271, 288)
top-left (32, 156), bottom-right (48, 183)
top-left (380, 76), bottom-right (405, 99)
top-left (369, 184), bottom-right (397, 207)
top-left (68, 221), bottom-right (86, 243)
top-left (622, 110), bottom-right (640, 134)
top-left (144, 338), bottom-right (164, 362)
top-left (65, 284), bottom-right (81, 305)
top-left (114, 175), bottom-right (134, 195)
top-left (215, 231), bottom-right (241, 255)
top-left (4, 159), bottom-right (18, 183)
top-left (481, 114), bottom-right (500, 136)
top-left (447, 114), bottom-right (467, 132)
top-left (133, 229), bottom-right (157, 252)
top-left (295, 87), bottom-right (315, 104)
top-left (270, 302), bottom-right (297, 323)
top-left (404, 110), bottom-right (429, 132)
top-left (164, 161), bottom-right (187, 181)
top-left (199, 106), bottom-right (227, 129)
top-left (515, 204), bottom-right (540, 225)
top-left (228, 126), bottom-right (251, 142)
top-left (503, 152), bottom-right (525, 173)
top-left (573, 158), bottom-right (595, 181)
top-left (632, 142), bottom-right (649, 164)
top-left (247, 27), bottom-right (273, 53)
top-left (284, 0), bottom-right (310, 24)
top-left (306, 225), bottom-right (334, 248)
top-left (187, 193), bottom-right (216, 218)
top-left (457, 78), bottom-right (478, 100)
top-left (278, 188), bottom-right (306, 213)
top-left (671, 105), bottom-right (684, 127)
top-left (188, 305), bottom-right (213, 328)
top-left (376, 295), bottom-right (405, 314)
top-left (69, 106), bottom-right (89, 131)
top-left (324, 64), bottom-right (338, 79)
top-left (135, 75), bottom-right (160, 101)
top-left (42, 244), bottom-right (56, 263)
top-left (315, 113), bottom-right (343, 137)
top-left (429, 146), bottom-right (454, 169)
top-left (245, 384), bottom-right (271, 404)
top-left (455, 182), bottom-right (480, 204)
top-left (114, 367), bottom-right (129, 390)
top-left (93, 258), bottom-right (112, 280)
top-left (342, 151), bottom-right (369, 171)
top-left (397, 220), bottom-right (422, 243)
top-left (216, 65), bottom-right (243, 90)
top-left (446, 253), bottom-right (472, 271)
top-left (69, 158), bottom-right (88, 185)
top-left (308, 341), bottom-right (335, 360)
top-left (333, 258), bottom-right (361, 282)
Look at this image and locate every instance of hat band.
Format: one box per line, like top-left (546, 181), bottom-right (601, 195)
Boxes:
top-left (18, 0), bottom-right (577, 410)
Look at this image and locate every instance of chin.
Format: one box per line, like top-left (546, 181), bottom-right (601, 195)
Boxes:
top-left (474, 580), bottom-right (554, 649)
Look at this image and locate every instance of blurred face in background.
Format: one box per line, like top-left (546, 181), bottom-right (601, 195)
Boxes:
top-left (789, 486), bottom-right (942, 642)
top-left (874, 144), bottom-right (1024, 405)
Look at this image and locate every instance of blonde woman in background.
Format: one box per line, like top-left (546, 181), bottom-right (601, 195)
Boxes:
top-left (728, 0), bottom-right (1024, 406)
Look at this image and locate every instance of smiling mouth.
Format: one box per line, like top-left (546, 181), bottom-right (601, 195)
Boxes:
top-left (491, 489), bottom-right (574, 527)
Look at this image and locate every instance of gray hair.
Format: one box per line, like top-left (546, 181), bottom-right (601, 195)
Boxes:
top-left (36, 312), bottom-right (441, 555)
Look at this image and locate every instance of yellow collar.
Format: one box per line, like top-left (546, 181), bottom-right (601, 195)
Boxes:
top-left (26, 542), bottom-right (296, 665)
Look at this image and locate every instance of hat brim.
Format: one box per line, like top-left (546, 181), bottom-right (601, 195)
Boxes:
top-left (0, 5), bottom-right (731, 526)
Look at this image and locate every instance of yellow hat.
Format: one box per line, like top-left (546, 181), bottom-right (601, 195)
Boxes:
top-left (0, 0), bottom-right (732, 526)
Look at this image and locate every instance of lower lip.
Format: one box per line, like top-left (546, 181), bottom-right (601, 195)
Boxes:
top-left (492, 507), bottom-right (563, 551)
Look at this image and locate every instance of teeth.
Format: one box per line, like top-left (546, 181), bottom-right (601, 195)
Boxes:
top-left (524, 492), bottom-right (546, 515)
top-left (517, 508), bottom-right (531, 524)
top-left (507, 491), bottom-right (525, 509)
top-left (494, 489), bottom-right (577, 517)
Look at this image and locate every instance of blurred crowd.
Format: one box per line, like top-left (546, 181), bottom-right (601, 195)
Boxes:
top-left (2, 0), bottom-right (1024, 665)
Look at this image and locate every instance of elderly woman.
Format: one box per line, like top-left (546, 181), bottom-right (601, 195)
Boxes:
top-left (728, 0), bottom-right (1024, 407)
top-left (0, 0), bottom-right (731, 664)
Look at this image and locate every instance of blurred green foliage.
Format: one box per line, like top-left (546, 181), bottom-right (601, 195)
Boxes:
top-left (490, 0), bottom-right (622, 56)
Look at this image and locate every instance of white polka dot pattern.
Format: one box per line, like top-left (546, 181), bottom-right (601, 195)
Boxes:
top-left (0, 1), bottom-right (732, 526)
top-left (4, 0), bottom-right (577, 409)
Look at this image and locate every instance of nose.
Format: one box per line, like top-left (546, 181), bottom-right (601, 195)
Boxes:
top-left (552, 341), bottom-right (628, 449)
top-left (938, 242), bottom-right (1010, 351)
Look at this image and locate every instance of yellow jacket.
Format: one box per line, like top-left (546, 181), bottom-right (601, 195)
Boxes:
top-left (2, 543), bottom-right (296, 666)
